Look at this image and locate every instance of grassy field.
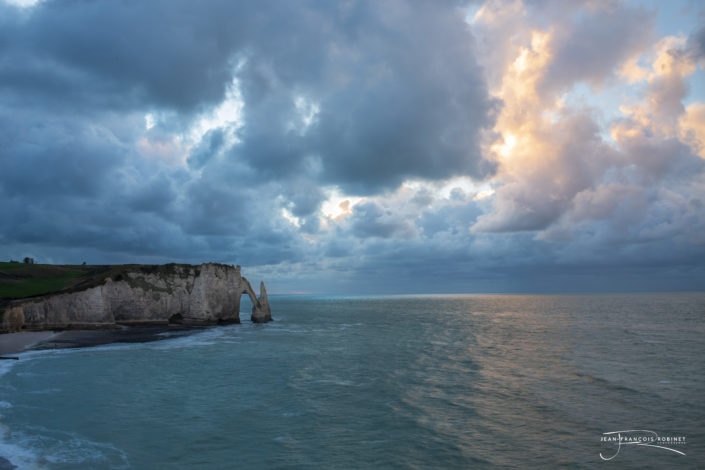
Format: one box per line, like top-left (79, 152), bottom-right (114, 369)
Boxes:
top-left (0, 263), bottom-right (97, 299)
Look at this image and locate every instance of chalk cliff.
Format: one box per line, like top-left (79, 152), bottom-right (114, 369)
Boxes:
top-left (2, 263), bottom-right (272, 332)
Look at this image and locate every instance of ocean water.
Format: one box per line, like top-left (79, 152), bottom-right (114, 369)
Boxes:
top-left (0, 293), bottom-right (703, 469)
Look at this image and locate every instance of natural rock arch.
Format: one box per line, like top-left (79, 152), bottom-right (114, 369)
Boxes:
top-left (235, 266), bottom-right (272, 323)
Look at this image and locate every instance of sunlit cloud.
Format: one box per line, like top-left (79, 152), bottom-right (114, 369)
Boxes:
top-left (281, 207), bottom-right (302, 228)
top-left (136, 136), bottom-right (188, 166)
top-left (189, 76), bottom-right (243, 146)
top-left (618, 55), bottom-right (650, 84)
top-left (144, 113), bottom-right (156, 131)
top-left (321, 194), bottom-right (360, 221)
top-left (680, 103), bottom-right (705, 158)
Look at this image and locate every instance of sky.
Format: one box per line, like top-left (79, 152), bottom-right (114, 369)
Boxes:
top-left (1, 0), bottom-right (704, 294)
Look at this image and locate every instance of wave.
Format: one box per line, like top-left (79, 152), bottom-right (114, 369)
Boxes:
top-left (0, 419), bottom-right (50, 470)
top-left (0, 426), bottom-right (130, 470)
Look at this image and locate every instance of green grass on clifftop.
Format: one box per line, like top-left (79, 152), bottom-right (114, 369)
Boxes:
top-left (0, 262), bottom-right (201, 301)
top-left (0, 263), bottom-right (97, 299)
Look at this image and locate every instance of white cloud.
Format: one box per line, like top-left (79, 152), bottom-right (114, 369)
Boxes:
top-left (3, 0), bottom-right (41, 8)
top-left (189, 76), bottom-right (244, 146)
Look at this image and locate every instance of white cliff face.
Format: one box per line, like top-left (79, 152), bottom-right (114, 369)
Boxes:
top-left (20, 286), bottom-right (113, 329)
top-left (4, 263), bottom-right (272, 331)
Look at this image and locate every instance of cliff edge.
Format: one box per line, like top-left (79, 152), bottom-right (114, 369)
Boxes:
top-left (0, 263), bottom-right (272, 333)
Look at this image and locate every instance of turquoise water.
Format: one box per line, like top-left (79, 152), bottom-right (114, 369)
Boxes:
top-left (1, 293), bottom-right (704, 469)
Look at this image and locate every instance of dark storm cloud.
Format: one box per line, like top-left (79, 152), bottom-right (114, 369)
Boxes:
top-left (187, 129), bottom-right (226, 170)
top-left (2, 0), bottom-right (496, 192)
top-left (6, 0), bottom-right (246, 111)
top-left (0, 0), bottom-right (495, 265)
top-left (350, 201), bottom-right (415, 239)
top-left (281, 178), bottom-right (325, 218)
top-left (0, 110), bottom-right (126, 199)
top-left (231, 0), bottom-right (498, 193)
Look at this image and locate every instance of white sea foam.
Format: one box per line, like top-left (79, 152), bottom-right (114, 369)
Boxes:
top-left (0, 423), bottom-right (47, 470)
top-left (147, 327), bottom-right (231, 350)
top-left (2, 427), bottom-right (130, 470)
top-left (0, 354), bottom-right (44, 470)
top-left (273, 435), bottom-right (297, 444)
top-left (315, 378), bottom-right (356, 386)
top-left (0, 360), bottom-right (17, 380)
top-left (26, 388), bottom-right (62, 395)
top-left (0, 349), bottom-right (109, 470)
top-left (40, 434), bottom-right (130, 468)
top-left (15, 372), bottom-right (42, 378)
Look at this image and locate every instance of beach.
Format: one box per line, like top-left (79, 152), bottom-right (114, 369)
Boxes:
top-left (0, 326), bottom-right (205, 355)
top-left (0, 331), bottom-right (56, 355)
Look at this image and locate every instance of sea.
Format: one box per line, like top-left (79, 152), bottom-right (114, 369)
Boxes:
top-left (0, 293), bottom-right (703, 469)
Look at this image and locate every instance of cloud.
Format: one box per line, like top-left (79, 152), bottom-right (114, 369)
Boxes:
top-left (0, 0), bottom-right (703, 293)
top-left (0, 0), bottom-right (496, 250)
top-left (349, 201), bottom-right (416, 239)
top-left (187, 129), bottom-right (226, 170)
top-left (232, 0), bottom-right (498, 193)
top-left (474, 110), bottom-right (620, 232)
top-left (0, 110), bottom-right (127, 199)
top-left (538, 2), bottom-right (654, 94)
top-left (680, 103), bottom-right (705, 158)
top-left (3, 0), bottom-right (497, 191)
top-left (687, 25), bottom-right (705, 62)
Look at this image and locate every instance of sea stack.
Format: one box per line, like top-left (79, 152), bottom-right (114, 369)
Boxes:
top-left (251, 281), bottom-right (272, 323)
